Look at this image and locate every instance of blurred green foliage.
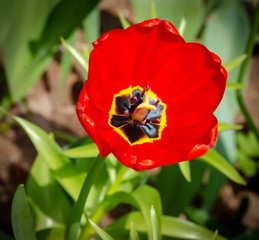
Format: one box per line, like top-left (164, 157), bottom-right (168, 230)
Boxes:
top-left (0, 0), bottom-right (100, 103)
top-left (0, 0), bottom-right (258, 239)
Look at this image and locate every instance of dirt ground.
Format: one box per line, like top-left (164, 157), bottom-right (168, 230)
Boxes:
top-left (1, 0), bottom-right (259, 238)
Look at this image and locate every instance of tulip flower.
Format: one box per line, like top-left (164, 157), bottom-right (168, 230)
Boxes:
top-left (77, 18), bottom-right (227, 171)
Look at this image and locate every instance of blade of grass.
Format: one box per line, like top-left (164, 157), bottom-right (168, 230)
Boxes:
top-left (178, 161), bottom-right (191, 182)
top-left (58, 30), bottom-right (78, 101)
top-left (178, 16), bottom-right (187, 37)
top-left (226, 82), bottom-right (245, 90)
top-left (200, 149), bottom-right (246, 185)
top-left (151, 1), bottom-right (158, 18)
top-left (88, 219), bottom-right (114, 240)
top-left (60, 37), bottom-right (88, 73)
top-left (223, 54), bottom-right (247, 73)
top-left (218, 123), bottom-right (243, 132)
top-left (150, 205), bottom-right (161, 240)
top-left (130, 222), bottom-right (140, 240)
top-left (117, 9), bottom-right (131, 29)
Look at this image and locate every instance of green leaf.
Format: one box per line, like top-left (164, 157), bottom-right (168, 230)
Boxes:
top-left (80, 191), bottom-right (138, 239)
top-left (106, 211), bottom-right (227, 240)
top-left (157, 161), bottom-right (205, 216)
top-left (83, 5), bottom-right (100, 48)
top-left (11, 185), bottom-right (36, 240)
top-left (102, 191), bottom-right (139, 213)
top-left (237, 131), bottom-right (259, 157)
top-left (237, 149), bottom-right (257, 177)
top-left (132, 186), bottom-right (162, 240)
top-left (91, 186), bottom-right (162, 240)
top-left (3, 112), bottom-right (69, 170)
top-left (3, 0), bottom-right (58, 101)
top-left (178, 161), bottom-right (191, 182)
top-left (218, 122), bottom-right (243, 132)
top-left (36, 227), bottom-right (66, 240)
top-left (185, 206), bottom-right (210, 226)
top-left (202, 137), bottom-right (228, 212)
top-left (63, 143), bottom-right (99, 158)
top-left (31, 0), bottom-right (100, 54)
top-left (4, 0), bottom-right (98, 101)
top-left (226, 82), bottom-right (245, 90)
top-left (0, 110), bottom-right (85, 200)
top-left (58, 30), bottom-right (79, 100)
top-left (84, 158), bottom-right (111, 217)
top-left (130, 222), bottom-right (140, 240)
top-left (161, 215), bottom-right (226, 240)
top-left (150, 205), bottom-right (161, 240)
top-left (213, 230), bottom-right (219, 240)
top-left (117, 9), bottom-right (131, 29)
top-left (89, 219), bottom-right (114, 240)
top-left (200, 149), bottom-right (246, 185)
top-left (223, 54), bottom-right (247, 73)
top-left (26, 155), bottom-right (72, 230)
top-left (178, 16), bottom-right (187, 37)
top-left (0, 0), bottom-right (15, 46)
top-left (61, 37), bottom-right (88, 73)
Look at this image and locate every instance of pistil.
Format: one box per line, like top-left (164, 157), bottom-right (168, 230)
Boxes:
top-left (131, 87), bottom-right (157, 122)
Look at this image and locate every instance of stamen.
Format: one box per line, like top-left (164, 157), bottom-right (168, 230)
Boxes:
top-left (150, 118), bottom-right (161, 124)
top-left (154, 97), bottom-right (160, 107)
top-left (130, 96), bottom-right (138, 105)
top-left (141, 85), bottom-right (150, 99)
top-left (124, 110), bottom-right (129, 117)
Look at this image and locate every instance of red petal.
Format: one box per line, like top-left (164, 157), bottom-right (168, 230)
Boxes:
top-left (211, 52), bottom-right (221, 64)
top-left (76, 80), bottom-right (112, 156)
top-left (151, 43), bottom-right (227, 128)
top-left (92, 32), bottom-right (110, 48)
top-left (101, 115), bottom-right (217, 171)
top-left (211, 52), bottom-right (228, 80)
top-left (88, 29), bottom-right (137, 113)
top-left (126, 20), bottom-right (185, 88)
top-left (101, 129), bottom-right (177, 171)
top-left (183, 121), bottom-right (218, 161)
top-left (136, 18), bottom-right (162, 27)
top-left (87, 21), bottom-right (185, 114)
top-left (152, 115), bottom-right (218, 165)
top-left (134, 18), bottom-right (180, 36)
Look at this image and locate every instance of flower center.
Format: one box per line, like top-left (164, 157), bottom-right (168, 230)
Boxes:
top-left (128, 86), bottom-right (159, 124)
top-left (108, 85), bottom-right (167, 145)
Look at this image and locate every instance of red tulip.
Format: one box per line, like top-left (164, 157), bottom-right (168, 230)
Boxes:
top-left (77, 19), bottom-right (227, 171)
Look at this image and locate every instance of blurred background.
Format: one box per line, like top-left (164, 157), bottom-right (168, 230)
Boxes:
top-left (0, 0), bottom-right (259, 239)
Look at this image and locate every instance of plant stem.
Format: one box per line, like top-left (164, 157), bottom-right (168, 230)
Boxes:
top-left (66, 154), bottom-right (105, 240)
top-left (236, 3), bottom-right (259, 142)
